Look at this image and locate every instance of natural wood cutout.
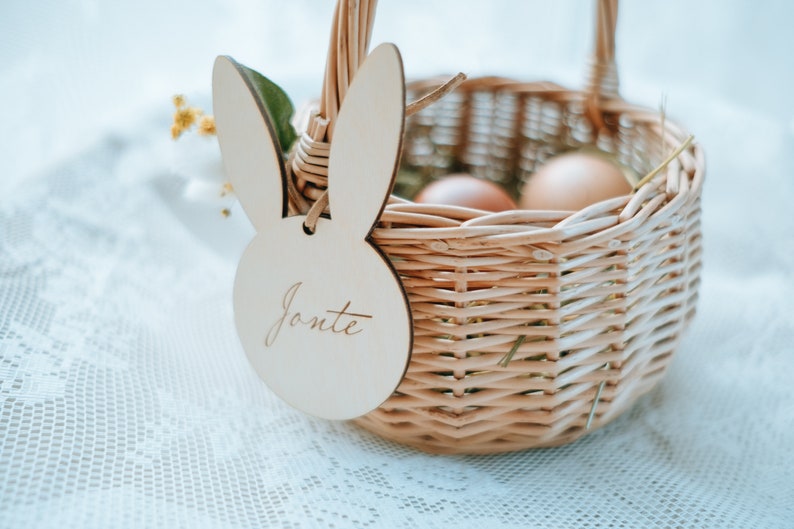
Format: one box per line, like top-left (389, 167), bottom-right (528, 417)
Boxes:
top-left (212, 44), bottom-right (412, 421)
top-left (265, 282), bottom-right (372, 347)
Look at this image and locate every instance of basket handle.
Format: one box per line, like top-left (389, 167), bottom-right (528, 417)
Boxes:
top-left (290, 0), bottom-right (621, 212)
top-left (317, 0), bottom-right (622, 119)
top-left (318, 0), bottom-right (378, 141)
top-left (318, 0), bottom-right (622, 140)
top-left (287, 0), bottom-right (377, 214)
top-left (585, 0), bottom-right (620, 128)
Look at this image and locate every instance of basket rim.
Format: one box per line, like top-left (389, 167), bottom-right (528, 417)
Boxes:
top-left (379, 77), bottom-right (705, 247)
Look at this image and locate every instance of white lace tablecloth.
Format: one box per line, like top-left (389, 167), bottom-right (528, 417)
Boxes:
top-left (2, 1), bottom-right (793, 527)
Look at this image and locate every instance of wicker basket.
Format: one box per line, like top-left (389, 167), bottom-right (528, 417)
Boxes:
top-left (288, 0), bottom-right (704, 454)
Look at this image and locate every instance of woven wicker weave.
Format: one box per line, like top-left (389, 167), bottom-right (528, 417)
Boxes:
top-left (288, 0), bottom-right (704, 454)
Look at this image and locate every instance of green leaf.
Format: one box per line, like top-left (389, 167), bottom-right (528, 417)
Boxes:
top-left (239, 65), bottom-right (298, 155)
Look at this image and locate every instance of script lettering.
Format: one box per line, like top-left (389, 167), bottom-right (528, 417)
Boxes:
top-left (265, 282), bottom-right (372, 347)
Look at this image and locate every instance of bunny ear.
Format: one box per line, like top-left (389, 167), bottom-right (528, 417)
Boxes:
top-left (327, 43), bottom-right (405, 238)
top-left (212, 55), bottom-right (287, 230)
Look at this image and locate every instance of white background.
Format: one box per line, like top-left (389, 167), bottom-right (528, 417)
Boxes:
top-left (2, 0), bottom-right (793, 190)
top-left (1, 2), bottom-right (793, 528)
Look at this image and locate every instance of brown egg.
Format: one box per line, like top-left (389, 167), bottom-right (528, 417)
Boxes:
top-left (414, 173), bottom-right (517, 212)
top-left (520, 151), bottom-right (633, 211)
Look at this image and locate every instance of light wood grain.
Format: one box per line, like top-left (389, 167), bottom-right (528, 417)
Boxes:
top-left (212, 46), bottom-right (412, 421)
top-left (328, 43), bottom-right (405, 239)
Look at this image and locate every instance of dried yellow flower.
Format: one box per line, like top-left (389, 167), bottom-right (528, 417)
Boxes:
top-left (174, 107), bottom-right (200, 130)
top-left (169, 94), bottom-right (217, 141)
top-left (221, 208), bottom-right (231, 218)
top-left (220, 181), bottom-right (234, 196)
top-left (198, 115), bottom-right (216, 136)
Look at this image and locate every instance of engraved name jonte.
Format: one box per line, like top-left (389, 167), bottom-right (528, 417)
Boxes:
top-left (265, 282), bottom-right (373, 347)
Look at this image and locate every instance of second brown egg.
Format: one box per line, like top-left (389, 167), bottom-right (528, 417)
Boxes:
top-left (519, 151), bottom-right (633, 211)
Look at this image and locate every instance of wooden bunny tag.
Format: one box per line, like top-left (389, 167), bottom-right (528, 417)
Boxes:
top-left (212, 44), bottom-right (412, 420)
